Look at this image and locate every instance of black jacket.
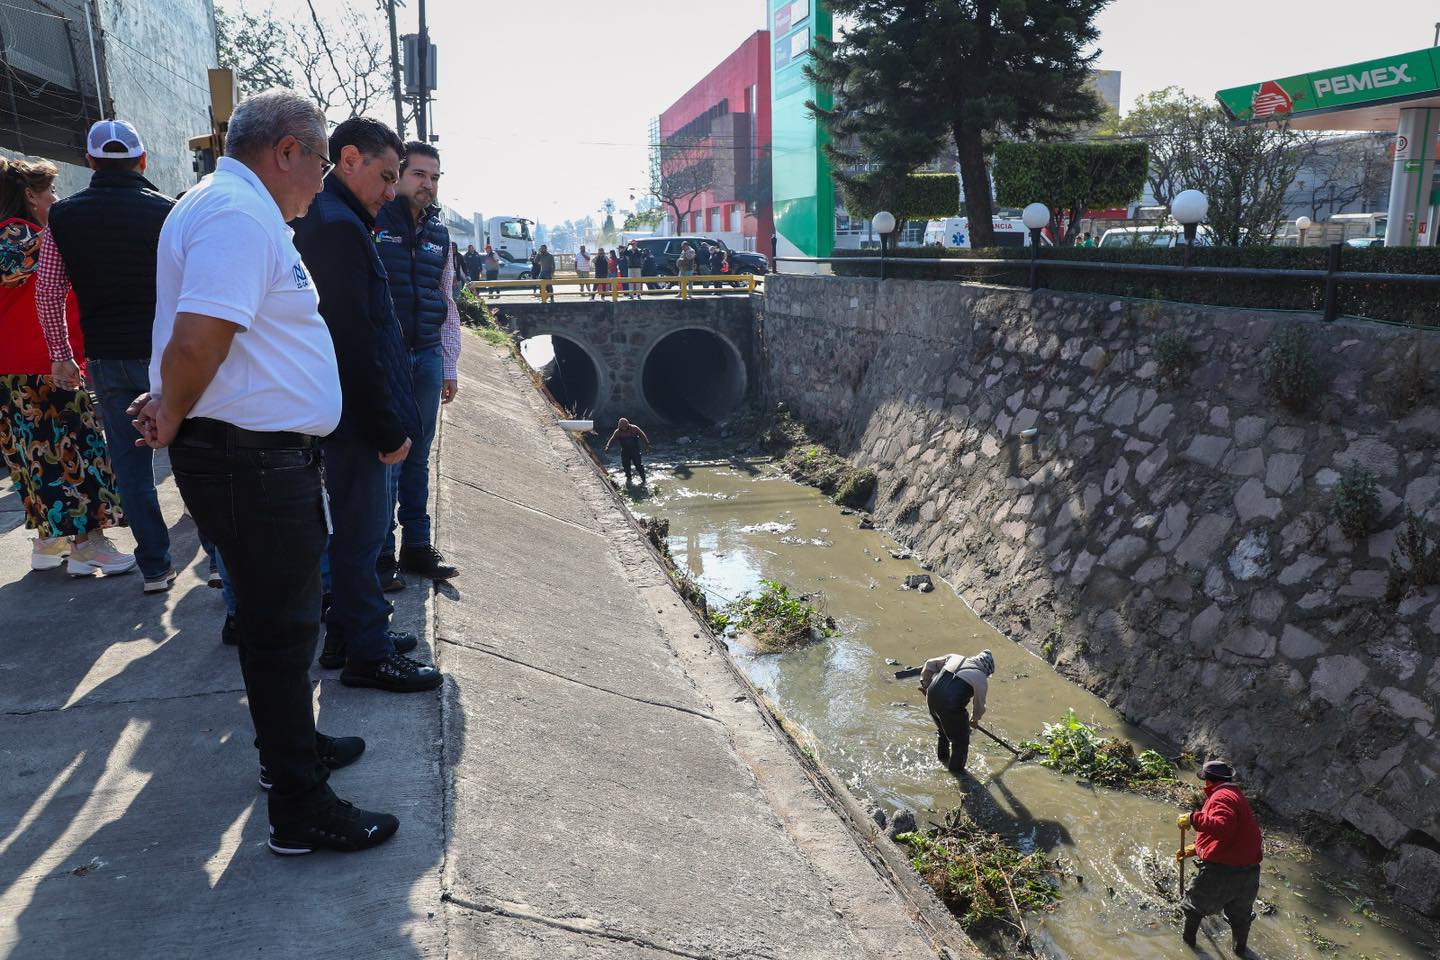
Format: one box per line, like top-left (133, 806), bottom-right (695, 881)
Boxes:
top-left (291, 176), bottom-right (420, 453)
top-left (46, 169), bottom-right (174, 360)
top-left (462, 249), bottom-right (483, 279)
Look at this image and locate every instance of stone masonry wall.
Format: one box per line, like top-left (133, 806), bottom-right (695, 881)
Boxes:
top-left (759, 275), bottom-right (1440, 912)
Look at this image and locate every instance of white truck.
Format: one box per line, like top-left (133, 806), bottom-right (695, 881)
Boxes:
top-left (483, 216), bottom-right (536, 262)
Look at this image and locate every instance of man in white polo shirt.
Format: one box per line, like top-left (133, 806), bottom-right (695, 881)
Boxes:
top-left (134, 89), bottom-right (397, 855)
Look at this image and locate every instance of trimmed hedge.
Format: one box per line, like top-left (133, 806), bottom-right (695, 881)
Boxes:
top-left (839, 172), bottom-right (961, 222)
top-left (830, 246), bottom-right (1440, 327)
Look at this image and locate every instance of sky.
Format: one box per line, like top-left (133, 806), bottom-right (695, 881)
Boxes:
top-left (248, 0), bottom-right (1440, 227)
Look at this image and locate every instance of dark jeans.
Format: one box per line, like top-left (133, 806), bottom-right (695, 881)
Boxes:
top-left (88, 358), bottom-right (172, 578)
top-left (1184, 861), bottom-right (1260, 945)
top-left (169, 423), bottom-right (332, 821)
top-left (926, 672), bottom-right (974, 771)
top-left (620, 447), bottom-right (646, 484)
top-left (322, 426), bottom-right (393, 662)
top-left (385, 344), bottom-right (444, 555)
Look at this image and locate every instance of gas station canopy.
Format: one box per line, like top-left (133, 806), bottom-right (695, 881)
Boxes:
top-left (1217, 47), bottom-right (1440, 131)
top-left (1218, 48), bottom-right (1440, 246)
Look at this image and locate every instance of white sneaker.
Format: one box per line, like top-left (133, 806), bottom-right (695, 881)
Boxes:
top-left (30, 536), bottom-right (70, 571)
top-left (67, 535), bottom-right (138, 577)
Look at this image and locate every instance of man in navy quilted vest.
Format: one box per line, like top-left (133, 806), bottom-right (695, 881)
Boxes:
top-left (374, 141), bottom-right (461, 590)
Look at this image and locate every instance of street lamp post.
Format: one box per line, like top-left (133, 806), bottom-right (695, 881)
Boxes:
top-left (1296, 215), bottom-right (1312, 248)
top-left (1021, 202), bottom-right (1050, 290)
top-left (1172, 190), bottom-right (1209, 268)
top-left (872, 210), bottom-right (896, 281)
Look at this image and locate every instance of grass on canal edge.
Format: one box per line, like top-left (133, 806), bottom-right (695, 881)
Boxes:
top-left (897, 808), bottom-right (1062, 945)
top-left (731, 402), bottom-right (877, 510)
top-left (458, 287), bottom-right (518, 347)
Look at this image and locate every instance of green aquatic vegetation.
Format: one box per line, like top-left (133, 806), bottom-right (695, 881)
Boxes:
top-left (1018, 710), bottom-right (1185, 798)
top-left (723, 579), bottom-right (836, 652)
top-left (898, 808), bottom-right (1062, 940)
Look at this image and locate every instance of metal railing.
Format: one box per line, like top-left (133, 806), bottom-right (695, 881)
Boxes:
top-left (774, 243), bottom-right (1440, 323)
top-left (467, 274), bottom-right (762, 303)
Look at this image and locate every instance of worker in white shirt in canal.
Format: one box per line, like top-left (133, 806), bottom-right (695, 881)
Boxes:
top-left (919, 649), bottom-right (995, 773)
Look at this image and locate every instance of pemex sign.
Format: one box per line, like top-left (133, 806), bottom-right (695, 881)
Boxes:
top-left (1217, 48), bottom-right (1440, 122)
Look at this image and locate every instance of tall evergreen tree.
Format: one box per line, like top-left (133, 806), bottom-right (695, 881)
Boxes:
top-left (808, 0), bottom-right (1111, 248)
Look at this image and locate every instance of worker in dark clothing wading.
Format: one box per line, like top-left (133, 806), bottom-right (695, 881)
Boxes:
top-left (605, 417), bottom-right (650, 486)
top-left (919, 649), bottom-right (994, 773)
top-left (1176, 759), bottom-right (1264, 957)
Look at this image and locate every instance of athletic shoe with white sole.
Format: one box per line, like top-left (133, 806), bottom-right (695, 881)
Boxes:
top-left (143, 567), bottom-right (178, 593)
top-left (30, 536), bottom-right (70, 571)
top-left (267, 799), bottom-right (397, 855)
top-left (66, 535), bottom-right (137, 577)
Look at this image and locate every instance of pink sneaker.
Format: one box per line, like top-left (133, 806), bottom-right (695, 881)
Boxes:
top-left (67, 535), bottom-right (137, 577)
top-left (30, 536), bottom-right (70, 571)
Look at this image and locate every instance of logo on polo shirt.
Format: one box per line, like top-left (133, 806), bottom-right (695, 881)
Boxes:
top-left (293, 263), bottom-right (311, 289)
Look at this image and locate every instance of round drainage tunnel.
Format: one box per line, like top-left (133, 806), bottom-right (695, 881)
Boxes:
top-left (523, 335), bottom-right (600, 416)
top-left (641, 328), bottom-right (747, 425)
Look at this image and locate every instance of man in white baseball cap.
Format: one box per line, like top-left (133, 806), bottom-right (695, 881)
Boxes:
top-left (36, 118), bottom-right (179, 591)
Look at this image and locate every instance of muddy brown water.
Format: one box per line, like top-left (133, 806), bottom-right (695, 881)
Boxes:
top-left (615, 451), bottom-right (1435, 960)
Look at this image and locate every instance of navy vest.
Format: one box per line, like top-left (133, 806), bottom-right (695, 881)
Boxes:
top-left (46, 169), bottom-right (174, 360)
top-left (374, 199), bottom-right (449, 350)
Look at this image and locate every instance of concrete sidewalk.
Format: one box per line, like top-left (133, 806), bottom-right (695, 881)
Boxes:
top-left (0, 340), bottom-right (960, 959)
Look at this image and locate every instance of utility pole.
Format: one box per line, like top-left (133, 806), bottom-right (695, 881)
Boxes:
top-left (387, 0), bottom-right (405, 138)
top-left (416, 0), bottom-right (429, 141)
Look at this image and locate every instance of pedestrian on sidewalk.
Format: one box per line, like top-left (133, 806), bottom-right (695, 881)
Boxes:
top-left (0, 156), bottom-right (134, 578)
top-left (462, 242), bottom-right (483, 282)
top-left (604, 417), bottom-right (650, 486)
top-left (536, 243), bottom-right (555, 301)
top-left (374, 141), bottom-right (462, 591)
top-left (642, 246), bottom-right (657, 290)
top-left (919, 649), bottom-right (994, 773)
top-left (677, 240), bottom-right (696, 280)
top-left (590, 247), bottom-right (609, 300)
top-left (1176, 760), bottom-right (1264, 956)
top-left (135, 89), bottom-right (392, 854)
top-left (575, 244), bottom-right (590, 294)
top-left (625, 239), bottom-right (643, 299)
top-left (483, 245), bottom-right (500, 296)
top-left (35, 120), bottom-right (177, 593)
top-left (292, 118), bottom-right (441, 694)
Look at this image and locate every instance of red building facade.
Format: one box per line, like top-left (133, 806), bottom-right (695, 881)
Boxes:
top-left (656, 31), bottom-right (773, 252)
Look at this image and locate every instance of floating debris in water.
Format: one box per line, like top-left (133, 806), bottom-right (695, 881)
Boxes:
top-left (739, 521), bottom-right (796, 534)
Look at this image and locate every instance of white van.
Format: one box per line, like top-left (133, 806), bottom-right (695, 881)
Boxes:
top-left (1097, 224), bottom-right (1214, 248)
top-left (924, 216), bottom-right (1042, 249)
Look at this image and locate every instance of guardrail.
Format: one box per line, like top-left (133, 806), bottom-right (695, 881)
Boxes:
top-left (775, 243), bottom-right (1440, 323)
top-left (467, 274), bottom-right (762, 303)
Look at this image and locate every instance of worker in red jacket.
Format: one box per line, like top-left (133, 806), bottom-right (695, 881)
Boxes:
top-left (1175, 759), bottom-right (1264, 956)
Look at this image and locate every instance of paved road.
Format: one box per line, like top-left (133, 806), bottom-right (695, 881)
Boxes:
top-left (0, 341), bottom-right (962, 959)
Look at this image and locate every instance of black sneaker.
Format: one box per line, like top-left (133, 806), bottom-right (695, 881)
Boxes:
top-left (259, 733), bottom-right (366, 789)
top-left (377, 554), bottom-right (405, 593)
top-left (267, 798), bottom-right (398, 855)
top-left (221, 614), bottom-right (238, 646)
top-left (387, 630), bottom-right (418, 655)
top-left (399, 544), bottom-right (458, 580)
top-left (318, 634), bottom-right (346, 670)
top-left (341, 652), bottom-right (443, 693)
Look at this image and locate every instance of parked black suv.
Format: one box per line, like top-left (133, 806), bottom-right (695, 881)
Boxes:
top-left (632, 236), bottom-right (769, 279)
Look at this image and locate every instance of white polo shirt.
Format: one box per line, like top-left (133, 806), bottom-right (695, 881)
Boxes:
top-left (149, 156), bottom-right (341, 436)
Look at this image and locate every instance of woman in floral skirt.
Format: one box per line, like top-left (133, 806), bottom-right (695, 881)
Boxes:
top-left (0, 156), bottom-right (133, 576)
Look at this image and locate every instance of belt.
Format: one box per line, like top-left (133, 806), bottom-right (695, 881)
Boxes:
top-left (175, 417), bottom-right (321, 450)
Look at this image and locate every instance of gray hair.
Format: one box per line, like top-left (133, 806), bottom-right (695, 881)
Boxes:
top-left (225, 89), bottom-right (326, 160)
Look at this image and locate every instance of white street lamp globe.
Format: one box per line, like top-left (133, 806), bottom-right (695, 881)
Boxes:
top-left (1172, 190), bottom-right (1209, 225)
top-left (1295, 216), bottom-right (1312, 231)
top-left (872, 210), bottom-right (897, 235)
top-left (1022, 202), bottom-right (1051, 230)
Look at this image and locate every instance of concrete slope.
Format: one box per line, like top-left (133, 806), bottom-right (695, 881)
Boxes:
top-left (435, 342), bottom-right (948, 959)
top-left (0, 460), bottom-right (443, 958)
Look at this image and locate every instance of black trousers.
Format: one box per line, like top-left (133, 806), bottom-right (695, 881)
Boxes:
top-left (621, 447), bottom-right (646, 483)
top-left (1184, 861), bottom-right (1260, 945)
top-left (927, 671), bottom-right (974, 771)
top-left (170, 427), bottom-right (333, 822)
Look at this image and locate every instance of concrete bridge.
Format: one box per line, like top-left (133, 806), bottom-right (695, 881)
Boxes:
top-left (495, 297), bottom-right (757, 427)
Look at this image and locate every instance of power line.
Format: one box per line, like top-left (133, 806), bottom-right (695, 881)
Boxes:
top-left (100, 30), bottom-right (208, 95)
top-left (0, 1), bottom-right (71, 21)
